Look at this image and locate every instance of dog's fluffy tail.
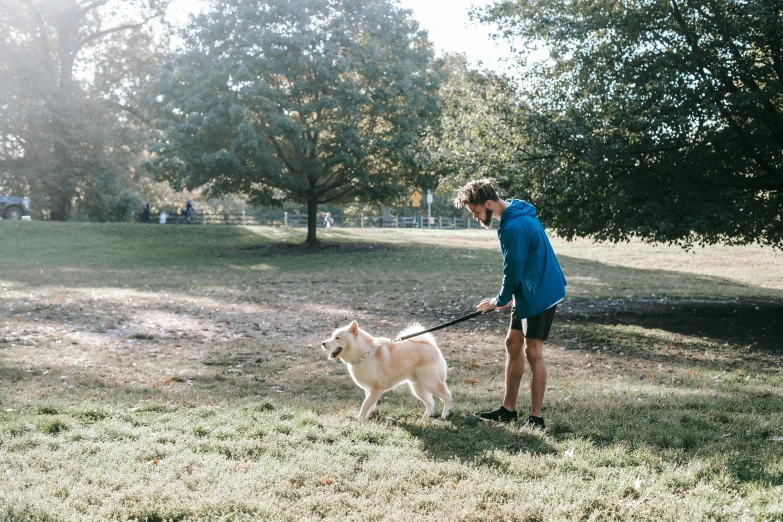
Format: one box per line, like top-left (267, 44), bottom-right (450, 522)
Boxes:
top-left (396, 323), bottom-right (437, 346)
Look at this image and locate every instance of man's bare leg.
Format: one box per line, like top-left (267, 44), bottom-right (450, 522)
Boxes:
top-left (502, 329), bottom-right (525, 411)
top-left (525, 338), bottom-right (547, 417)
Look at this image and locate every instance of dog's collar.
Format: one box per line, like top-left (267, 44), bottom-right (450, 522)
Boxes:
top-left (351, 339), bottom-right (391, 366)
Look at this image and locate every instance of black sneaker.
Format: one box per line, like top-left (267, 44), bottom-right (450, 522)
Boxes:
top-left (523, 415), bottom-right (546, 431)
top-left (474, 406), bottom-right (517, 423)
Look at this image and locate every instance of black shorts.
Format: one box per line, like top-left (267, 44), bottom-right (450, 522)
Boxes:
top-left (509, 304), bottom-right (557, 341)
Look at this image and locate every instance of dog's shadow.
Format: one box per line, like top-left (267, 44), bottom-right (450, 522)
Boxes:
top-left (393, 412), bottom-right (557, 469)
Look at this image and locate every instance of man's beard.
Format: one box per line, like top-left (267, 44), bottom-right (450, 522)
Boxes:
top-left (480, 207), bottom-right (493, 229)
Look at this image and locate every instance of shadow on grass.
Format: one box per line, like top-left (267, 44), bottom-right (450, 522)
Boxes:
top-left (390, 390), bottom-right (782, 486)
top-left (396, 413), bottom-right (556, 466)
top-left (548, 392), bottom-right (783, 486)
top-left (564, 297), bottom-right (783, 353)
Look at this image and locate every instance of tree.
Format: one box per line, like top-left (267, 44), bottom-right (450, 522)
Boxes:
top-left (147, 0), bottom-right (442, 246)
top-left (0, 0), bottom-right (169, 220)
top-left (424, 55), bottom-right (548, 199)
top-left (474, 0), bottom-right (783, 249)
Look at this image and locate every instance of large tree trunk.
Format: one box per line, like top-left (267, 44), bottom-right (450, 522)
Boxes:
top-left (47, 5), bottom-right (80, 221)
top-left (49, 194), bottom-right (72, 221)
top-left (304, 197), bottom-right (321, 247)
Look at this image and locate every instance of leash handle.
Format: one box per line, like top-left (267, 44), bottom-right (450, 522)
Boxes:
top-left (395, 309), bottom-right (489, 341)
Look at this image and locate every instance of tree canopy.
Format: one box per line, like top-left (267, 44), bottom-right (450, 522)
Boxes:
top-left (0, 0), bottom-right (168, 220)
top-left (147, 0), bottom-right (442, 245)
top-left (470, 0), bottom-right (783, 249)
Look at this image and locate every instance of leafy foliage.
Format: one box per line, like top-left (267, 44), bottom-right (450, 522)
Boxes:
top-left (426, 56), bottom-right (547, 203)
top-left (0, 0), bottom-right (168, 220)
top-left (146, 0), bottom-right (442, 245)
top-left (471, 0), bottom-right (783, 248)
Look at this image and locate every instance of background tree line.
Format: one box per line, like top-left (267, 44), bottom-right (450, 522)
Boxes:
top-left (1, 0), bottom-right (780, 248)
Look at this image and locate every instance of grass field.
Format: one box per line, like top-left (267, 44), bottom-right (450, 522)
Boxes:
top-left (1, 221), bottom-right (781, 521)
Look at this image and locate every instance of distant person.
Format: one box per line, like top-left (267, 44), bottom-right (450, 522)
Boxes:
top-left (141, 204), bottom-right (151, 223)
top-left (453, 178), bottom-right (567, 431)
top-left (182, 200), bottom-right (196, 223)
top-left (324, 212), bottom-right (334, 228)
top-left (159, 211), bottom-right (168, 224)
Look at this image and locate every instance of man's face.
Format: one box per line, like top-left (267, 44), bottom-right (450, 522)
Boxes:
top-left (466, 202), bottom-right (493, 229)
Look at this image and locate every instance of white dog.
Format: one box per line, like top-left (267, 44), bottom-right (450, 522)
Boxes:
top-left (321, 320), bottom-right (452, 420)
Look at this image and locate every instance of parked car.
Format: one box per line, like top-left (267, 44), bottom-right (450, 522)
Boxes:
top-left (0, 193), bottom-right (31, 220)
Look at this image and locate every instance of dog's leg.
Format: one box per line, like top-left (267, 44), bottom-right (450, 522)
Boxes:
top-left (410, 381), bottom-right (435, 417)
top-left (358, 388), bottom-right (384, 420)
top-left (432, 381), bottom-right (452, 419)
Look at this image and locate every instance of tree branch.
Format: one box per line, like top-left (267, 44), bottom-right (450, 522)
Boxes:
top-left (107, 100), bottom-right (149, 124)
top-left (316, 172), bottom-right (351, 194)
top-left (268, 136), bottom-right (298, 174)
top-left (74, 2), bottom-right (169, 52)
top-left (77, 0), bottom-right (111, 18)
top-left (75, 20), bottom-right (149, 50)
top-left (25, 1), bottom-right (56, 74)
top-left (701, 0), bottom-right (783, 141)
top-left (319, 185), bottom-right (357, 204)
top-left (669, 0), bottom-right (781, 175)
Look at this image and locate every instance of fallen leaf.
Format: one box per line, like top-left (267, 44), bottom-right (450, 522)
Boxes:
top-left (471, 361), bottom-right (480, 367)
top-left (464, 379), bottom-right (479, 385)
top-left (321, 476), bottom-right (333, 485)
top-left (234, 461), bottom-right (251, 471)
top-left (334, 322), bottom-right (340, 328)
top-left (163, 378), bottom-right (173, 386)
top-left (650, 374), bottom-right (655, 380)
top-left (185, 464), bottom-right (193, 474)
top-left (149, 458), bottom-right (160, 465)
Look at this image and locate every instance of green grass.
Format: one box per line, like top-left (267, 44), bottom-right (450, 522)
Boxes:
top-left (0, 221), bottom-right (781, 521)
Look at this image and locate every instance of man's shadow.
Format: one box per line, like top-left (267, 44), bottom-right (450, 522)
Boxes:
top-left (395, 413), bottom-right (556, 470)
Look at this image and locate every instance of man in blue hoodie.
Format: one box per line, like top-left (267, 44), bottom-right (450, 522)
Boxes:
top-left (454, 178), bottom-right (567, 430)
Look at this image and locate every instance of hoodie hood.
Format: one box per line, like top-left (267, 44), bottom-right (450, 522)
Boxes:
top-left (499, 199), bottom-right (536, 230)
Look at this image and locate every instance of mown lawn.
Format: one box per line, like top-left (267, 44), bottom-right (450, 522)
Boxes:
top-left (1, 221), bottom-right (781, 521)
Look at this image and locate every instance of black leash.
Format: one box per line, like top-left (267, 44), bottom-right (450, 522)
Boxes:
top-left (394, 309), bottom-right (492, 341)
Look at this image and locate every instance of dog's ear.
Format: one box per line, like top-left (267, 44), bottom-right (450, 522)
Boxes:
top-left (348, 320), bottom-right (358, 335)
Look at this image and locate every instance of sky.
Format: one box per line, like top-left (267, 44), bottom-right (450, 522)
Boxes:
top-left (169, 0), bottom-right (518, 74)
top-left (396, 0), bottom-right (516, 73)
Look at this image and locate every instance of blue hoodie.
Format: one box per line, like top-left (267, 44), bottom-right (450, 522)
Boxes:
top-left (495, 199), bottom-right (567, 319)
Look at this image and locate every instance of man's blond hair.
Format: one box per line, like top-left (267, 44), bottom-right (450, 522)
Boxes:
top-left (453, 178), bottom-right (500, 208)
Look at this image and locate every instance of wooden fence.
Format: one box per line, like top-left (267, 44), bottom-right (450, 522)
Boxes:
top-left (149, 212), bottom-right (493, 229)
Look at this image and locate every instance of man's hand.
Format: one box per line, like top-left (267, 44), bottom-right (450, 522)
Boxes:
top-left (476, 297), bottom-right (498, 314)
